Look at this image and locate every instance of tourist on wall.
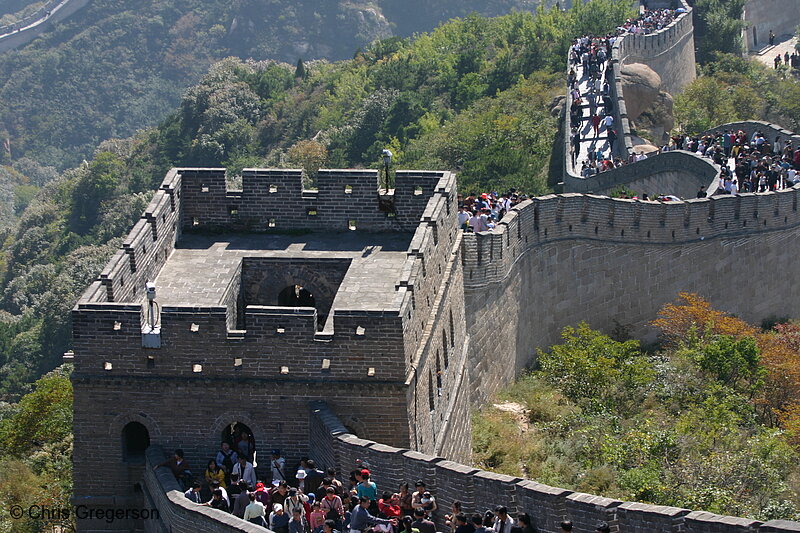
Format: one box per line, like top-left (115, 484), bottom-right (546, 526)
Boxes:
top-left (153, 448), bottom-right (192, 490)
top-left (244, 491), bottom-right (268, 526)
top-left (492, 506), bottom-right (514, 533)
top-left (350, 496), bottom-right (398, 533)
top-left (216, 441), bottom-right (238, 484)
top-left (233, 455), bottom-right (257, 488)
top-left (271, 503), bottom-right (291, 533)
top-left (232, 480), bottom-right (251, 517)
top-left (411, 509), bottom-right (435, 533)
top-left (204, 458), bottom-right (226, 489)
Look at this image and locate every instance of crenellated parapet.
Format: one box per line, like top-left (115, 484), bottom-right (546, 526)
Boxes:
top-left (463, 185), bottom-right (800, 290)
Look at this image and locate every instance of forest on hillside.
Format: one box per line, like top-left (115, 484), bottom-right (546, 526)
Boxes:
top-left (0, 0), bottom-right (558, 171)
top-left (474, 294), bottom-right (800, 521)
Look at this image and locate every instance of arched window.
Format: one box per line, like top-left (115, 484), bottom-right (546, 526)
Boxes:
top-left (122, 422), bottom-right (150, 463)
top-left (221, 422), bottom-right (257, 462)
top-left (277, 285), bottom-right (316, 308)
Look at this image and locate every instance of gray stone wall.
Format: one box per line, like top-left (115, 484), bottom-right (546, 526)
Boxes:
top-left (121, 405), bottom-right (800, 533)
top-left (71, 166), bottom-right (474, 525)
top-left (703, 121), bottom-right (800, 148)
top-left (563, 150), bottom-right (720, 197)
top-left (619, 1), bottom-right (697, 96)
top-left (563, 0), bottom-right (702, 194)
top-left (463, 186), bottom-right (800, 406)
top-left (303, 402), bottom-right (800, 533)
top-left (742, 0), bottom-right (800, 50)
top-left (182, 168), bottom-right (443, 233)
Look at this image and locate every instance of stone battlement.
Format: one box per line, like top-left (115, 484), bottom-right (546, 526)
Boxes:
top-left (131, 403), bottom-right (800, 533)
top-left (181, 168), bottom-right (446, 232)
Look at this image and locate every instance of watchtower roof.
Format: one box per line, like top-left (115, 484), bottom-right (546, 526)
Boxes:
top-left (154, 231), bottom-right (412, 312)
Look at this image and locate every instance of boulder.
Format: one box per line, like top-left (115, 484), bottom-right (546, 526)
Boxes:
top-left (620, 63), bottom-right (662, 121)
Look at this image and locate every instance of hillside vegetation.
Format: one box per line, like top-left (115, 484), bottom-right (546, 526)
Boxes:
top-left (474, 294), bottom-right (800, 521)
top-left (0, 1), bottom-right (637, 399)
top-left (0, 0), bottom-right (570, 172)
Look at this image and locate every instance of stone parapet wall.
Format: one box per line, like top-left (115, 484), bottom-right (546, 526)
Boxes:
top-left (564, 150), bottom-right (720, 196)
top-left (182, 168), bottom-right (445, 233)
top-left (460, 185), bottom-right (800, 408)
top-left (306, 401), bottom-right (800, 533)
top-left (78, 168), bottom-right (182, 305)
top-left (703, 121), bottom-right (800, 147)
top-left (620, 0), bottom-right (696, 96)
top-left (141, 446), bottom-right (266, 533)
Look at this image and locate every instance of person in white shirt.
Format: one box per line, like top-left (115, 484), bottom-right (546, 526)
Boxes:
top-left (270, 449), bottom-right (286, 483)
top-left (468, 212), bottom-right (482, 233)
top-left (492, 506), bottom-right (514, 533)
top-left (232, 456), bottom-right (257, 489)
top-left (457, 206), bottom-right (470, 230)
top-left (244, 492), bottom-right (267, 526)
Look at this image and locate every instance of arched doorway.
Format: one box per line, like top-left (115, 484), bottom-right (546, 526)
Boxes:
top-left (277, 284), bottom-right (316, 308)
top-left (221, 422), bottom-right (257, 463)
top-left (122, 422), bottom-right (150, 464)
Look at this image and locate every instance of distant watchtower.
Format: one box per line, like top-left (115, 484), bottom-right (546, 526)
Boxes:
top-left (70, 167), bottom-right (471, 531)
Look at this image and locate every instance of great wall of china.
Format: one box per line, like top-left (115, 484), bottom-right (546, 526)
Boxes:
top-left (0, 0), bottom-right (89, 53)
top-left (68, 1), bottom-right (800, 532)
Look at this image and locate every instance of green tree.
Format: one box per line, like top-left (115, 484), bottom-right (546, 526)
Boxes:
top-left (295, 58), bottom-right (306, 79)
top-left (69, 152), bottom-right (123, 234)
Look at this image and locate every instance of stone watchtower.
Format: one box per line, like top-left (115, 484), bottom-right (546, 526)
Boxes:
top-left (70, 168), bottom-right (472, 531)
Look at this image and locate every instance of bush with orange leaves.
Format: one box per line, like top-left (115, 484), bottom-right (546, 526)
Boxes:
top-left (653, 292), bottom-right (800, 437)
top-left (651, 292), bottom-right (756, 345)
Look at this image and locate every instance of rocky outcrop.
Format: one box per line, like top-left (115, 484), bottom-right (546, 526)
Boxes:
top-left (620, 63), bottom-right (674, 144)
top-left (620, 63), bottom-right (662, 121)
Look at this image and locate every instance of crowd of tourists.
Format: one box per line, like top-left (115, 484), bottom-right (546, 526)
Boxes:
top-left (565, 7), bottom-right (800, 200)
top-left (456, 191), bottom-right (528, 232)
top-left (567, 7), bottom-right (682, 177)
top-left (668, 130), bottom-right (800, 194)
top-left (156, 444), bottom-right (615, 533)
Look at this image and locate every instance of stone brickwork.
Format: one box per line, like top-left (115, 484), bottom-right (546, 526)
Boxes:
top-left (134, 404), bottom-right (800, 532)
top-left (74, 161), bottom-right (800, 533)
top-left (619, 0), bottom-right (697, 97)
top-left (703, 121), bottom-right (800, 148)
top-left (462, 186), bottom-right (800, 403)
top-left (181, 168), bottom-right (442, 232)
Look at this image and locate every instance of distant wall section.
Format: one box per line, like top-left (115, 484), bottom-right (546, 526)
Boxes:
top-left (742, 0), bottom-right (800, 50)
top-left (620, 0), bottom-right (697, 97)
top-left (462, 187), bottom-right (800, 405)
top-left (0, 0), bottom-right (90, 53)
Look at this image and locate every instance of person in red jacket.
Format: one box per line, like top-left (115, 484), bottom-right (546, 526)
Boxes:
top-left (378, 492), bottom-right (402, 520)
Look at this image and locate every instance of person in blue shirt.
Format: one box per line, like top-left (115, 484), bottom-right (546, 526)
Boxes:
top-left (349, 497), bottom-right (396, 533)
top-left (355, 471), bottom-right (378, 515)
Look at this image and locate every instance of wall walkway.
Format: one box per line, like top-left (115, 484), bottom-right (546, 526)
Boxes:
top-left (563, 0), bottom-right (702, 195)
